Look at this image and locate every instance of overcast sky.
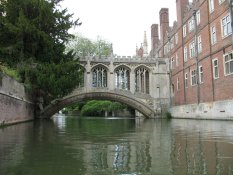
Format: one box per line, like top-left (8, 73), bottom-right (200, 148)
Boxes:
top-left (61, 0), bottom-right (177, 56)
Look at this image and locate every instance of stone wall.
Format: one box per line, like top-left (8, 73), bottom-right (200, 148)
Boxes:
top-left (0, 73), bottom-right (34, 126)
top-left (170, 99), bottom-right (233, 120)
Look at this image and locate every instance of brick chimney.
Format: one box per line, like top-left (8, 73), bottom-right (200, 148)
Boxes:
top-left (151, 24), bottom-right (159, 56)
top-left (176, 0), bottom-right (189, 27)
top-left (159, 8), bottom-right (169, 44)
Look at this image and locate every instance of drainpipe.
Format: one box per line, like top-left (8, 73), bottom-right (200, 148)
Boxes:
top-left (167, 36), bottom-right (172, 107)
top-left (193, 10), bottom-right (200, 104)
top-left (228, 0), bottom-right (233, 44)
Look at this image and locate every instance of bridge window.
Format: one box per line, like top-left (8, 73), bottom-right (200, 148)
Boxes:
top-left (135, 67), bottom-right (149, 94)
top-left (115, 67), bottom-right (130, 90)
top-left (92, 67), bottom-right (107, 87)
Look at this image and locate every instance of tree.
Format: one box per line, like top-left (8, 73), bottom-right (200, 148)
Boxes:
top-left (80, 100), bottom-right (126, 116)
top-left (66, 34), bottom-right (113, 58)
top-left (0, 0), bottom-right (81, 65)
top-left (0, 0), bottom-right (83, 104)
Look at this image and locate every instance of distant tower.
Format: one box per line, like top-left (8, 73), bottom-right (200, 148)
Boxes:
top-left (143, 31), bottom-right (148, 57)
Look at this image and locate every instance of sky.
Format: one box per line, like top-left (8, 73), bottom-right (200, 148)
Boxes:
top-left (61, 0), bottom-right (177, 56)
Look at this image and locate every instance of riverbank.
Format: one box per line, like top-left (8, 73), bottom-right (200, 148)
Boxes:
top-left (170, 100), bottom-right (233, 120)
top-left (0, 73), bottom-right (34, 126)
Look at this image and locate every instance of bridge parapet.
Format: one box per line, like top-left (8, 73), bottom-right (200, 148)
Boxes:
top-left (79, 56), bottom-right (168, 64)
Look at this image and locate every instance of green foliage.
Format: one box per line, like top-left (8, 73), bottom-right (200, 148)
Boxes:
top-left (165, 111), bottom-right (172, 119)
top-left (0, 0), bottom-right (81, 66)
top-left (0, 64), bottom-right (20, 81)
top-left (80, 100), bottom-right (126, 116)
top-left (0, 0), bottom-right (82, 104)
top-left (18, 60), bottom-right (84, 102)
top-left (66, 34), bottom-right (112, 58)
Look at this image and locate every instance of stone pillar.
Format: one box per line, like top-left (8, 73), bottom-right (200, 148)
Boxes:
top-left (130, 70), bottom-right (135, 94)
top-left (108, 61), bottom-right (115, 90)
top-left (85, 60), bottom-right (92, 90)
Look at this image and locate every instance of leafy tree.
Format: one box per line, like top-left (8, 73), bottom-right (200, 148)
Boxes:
top-left (66, 34), bottom-right (113, 58)
top-left (80, 100), bottom-right (126, 116)
top-left (0, 0), bottom-right (83, 104)
top-left (0, 0), bottom-right (81, 65)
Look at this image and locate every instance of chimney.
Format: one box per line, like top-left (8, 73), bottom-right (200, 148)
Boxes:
top-left (151, 24), bottom-right (159, 54)
top-left (176, 0), bottom-right (189, 27)
top-left (159, 8), bottom-right (169, 44)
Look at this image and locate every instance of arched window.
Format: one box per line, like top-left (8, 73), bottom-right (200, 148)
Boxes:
top-left (92, 66), bottom-right (107, 87)
top-left (135, 67), bottom-right (149, 94)
top-left (115, 67), bottom-right (130, 90)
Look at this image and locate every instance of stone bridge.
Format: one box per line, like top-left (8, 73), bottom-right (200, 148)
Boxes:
top-left (40, 56), bottom-right (170, 118)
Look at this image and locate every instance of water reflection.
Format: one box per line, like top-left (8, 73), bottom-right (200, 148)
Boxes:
top-left (0, 116), bottom-right (232, 175)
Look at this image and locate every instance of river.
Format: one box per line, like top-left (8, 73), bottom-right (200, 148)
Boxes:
top-left (0, 115), bottom-right (233, 175)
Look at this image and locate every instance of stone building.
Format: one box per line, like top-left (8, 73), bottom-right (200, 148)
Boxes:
top-left (152, 0), bottom-right (233, 119)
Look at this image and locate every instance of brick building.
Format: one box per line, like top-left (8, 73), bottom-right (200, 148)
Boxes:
top-left (152, 0), bottom-right (233, 118)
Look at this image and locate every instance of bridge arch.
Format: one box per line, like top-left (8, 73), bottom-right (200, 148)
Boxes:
top-left (39, 88), bottom-right (156, 119)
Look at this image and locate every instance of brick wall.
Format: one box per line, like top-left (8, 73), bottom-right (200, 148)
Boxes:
top-left (0, 73), bottom-right (34, 126)
top-left (155, 0), bottom-right (233, 107)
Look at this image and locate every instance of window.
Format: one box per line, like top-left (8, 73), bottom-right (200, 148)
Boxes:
top-left (188, 17), bottom-right (194, 32)
top-left (189, 41), bottom-right (195, 58)
top-left (224, 52), bottom-right (233, 75)
top-left (177, 77), bottom-right (180, 91)
top-left (183, 24), bottom-right (187, 37)
top-left (209, 0), bottom-right (214, 13)
top-left (191, 69), bottom-right (197, 86)
top-left (176, 53), bottom-right (179, 67)
top-left (222, 14), bottom-right (232, 37)
top-left (175, 33), bottom-right (178, 45)
top-left (212, 58), bottom-right (219, 79)
top-left (197, 36), bottom-right (202, 53)
top-left (211, 26), bottom-right (217, 45)
top-left (184, 47), bottom-right (188, 62)
top-left (185, 73), bottom-right (188, 88)
top-left (170, 36), bottom-right (174, 49)
top-left (196, 10), bottom-right (200, 25)
top-left (199, 66), bottom-right (204, 83)
top-left (171, 57), bottom-right (175, 69)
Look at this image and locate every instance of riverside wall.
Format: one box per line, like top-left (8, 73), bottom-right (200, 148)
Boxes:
top-left (0, 73), bottom-right (34, 126)
top-left (170, 100), bottom-right (233, 120)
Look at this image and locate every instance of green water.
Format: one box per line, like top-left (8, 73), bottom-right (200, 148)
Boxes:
top-left (0, 116), bottom-right (233, 175)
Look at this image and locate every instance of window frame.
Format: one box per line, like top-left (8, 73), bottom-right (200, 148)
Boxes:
top-left (196, 10), bottom-right (201, 25)
top-left (189, 40), bottom-right (195, 58)
top-left (223, 52), bottom-right (233, 76)
top-left (197, 35), bottom-right (202, 53)
top-left (211, 26), bottom-right (217, 45)
top-left (212, 58), bottom-right (219, 79)
top-left (183, 24), bottom-right (187, 38)
top-left (176, 53), bottom-right (179, 67)
top-left (184, 46), bottom-right (188, 62)
top-left (185, 73), bottom-right (188, 88)
top-left (188, 17), bottom-right (194, 32)
top-left (209, 0), bottom-right (214, 13)
top-left (191, 69), bottom-right (197, 86)
top-left (199, 65), bottom-right (204, 84)
top-left (221, 13), bottom-right (232, 38)
top-left (177, 77), bottom-right (180, 91)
